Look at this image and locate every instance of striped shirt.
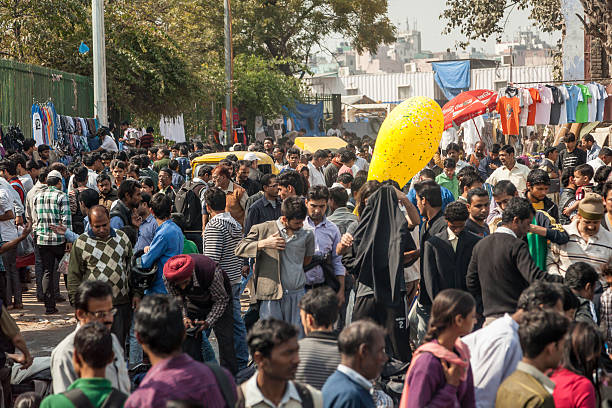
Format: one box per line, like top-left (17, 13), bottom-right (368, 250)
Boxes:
top-left (295, 331), bottom-right (341, 390)
top-left (34, 186), bottom-right (72, 246)
top-left (203, 212), bottom-right (243, 285)
top-left (547, 220), bottom-right (612, 276)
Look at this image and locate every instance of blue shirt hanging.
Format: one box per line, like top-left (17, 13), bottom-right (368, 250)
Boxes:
top-left (564, 85), bottom-right (581, 123)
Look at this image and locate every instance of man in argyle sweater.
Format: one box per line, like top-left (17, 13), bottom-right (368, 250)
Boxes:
top-left (67, 205), bottom-right (140, 346)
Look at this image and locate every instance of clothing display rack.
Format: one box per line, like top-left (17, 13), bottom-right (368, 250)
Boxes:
top-left (31, 101), bottom-right (100, 161)
top-left (495, 79), bottom-right (610, 137)
top-left (511, 78), bottom-right (612, 85)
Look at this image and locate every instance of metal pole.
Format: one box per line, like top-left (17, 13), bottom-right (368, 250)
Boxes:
top-left (224, 0), bottom-right (233, 141)
top-left (92, 0), bottom-right (108, 126)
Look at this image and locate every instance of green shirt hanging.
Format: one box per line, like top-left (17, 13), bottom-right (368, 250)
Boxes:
top-left (576, 84), bottom-right (591, 123)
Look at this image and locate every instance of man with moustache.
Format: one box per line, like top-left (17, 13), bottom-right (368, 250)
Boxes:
top-left (547, 193), bottom-right (612, 276)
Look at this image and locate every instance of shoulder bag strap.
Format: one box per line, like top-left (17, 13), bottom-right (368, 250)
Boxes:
top-left (100, 388), bottom-right (129, 408)
top-left (62, 388), bottom-right (95, 408)
top-left (294, 382), bottom-right (314, 408)
top-left (205, 362), bottom-right (237, 408)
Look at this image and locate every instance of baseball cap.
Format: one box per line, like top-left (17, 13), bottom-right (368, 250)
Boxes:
top-left (48, 170), bottom-right (63, 180)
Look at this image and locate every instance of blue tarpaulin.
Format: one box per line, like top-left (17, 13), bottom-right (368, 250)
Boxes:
top-left (432, 61), bottom-right (471, 100)
top-left (284, 102), bottom-right (323, 136)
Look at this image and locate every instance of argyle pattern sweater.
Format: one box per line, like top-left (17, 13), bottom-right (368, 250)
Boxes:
top-left (67, 228), bottom-right (133, 306)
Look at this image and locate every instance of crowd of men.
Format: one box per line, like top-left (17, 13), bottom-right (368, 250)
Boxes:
top-left (0, 126), bottom-right (611, 407)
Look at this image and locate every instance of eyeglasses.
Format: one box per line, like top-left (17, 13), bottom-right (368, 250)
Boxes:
top-left (86, 308), bottom-right (117, 319)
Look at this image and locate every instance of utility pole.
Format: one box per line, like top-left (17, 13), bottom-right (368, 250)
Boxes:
top-left (92, 0), bottom-right (108, 126)
top-left (224, 0), bottom-right (233, 138)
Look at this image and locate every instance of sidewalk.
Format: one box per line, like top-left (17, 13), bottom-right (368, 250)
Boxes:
top-left (8, 287), bottom-right (76, 357)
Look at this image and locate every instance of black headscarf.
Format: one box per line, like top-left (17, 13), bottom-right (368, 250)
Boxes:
top-left (345, 185), bottom-right (415, 306)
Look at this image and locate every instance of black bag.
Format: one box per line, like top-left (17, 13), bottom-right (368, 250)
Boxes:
top-left (71, 188), bottom-right (85, 234)
top-left (182, 326), bottom-right (204, 362)
top-left (174, 181), bottom-right (205, 232)
top-left (304, 253), bottom-right (340, 292)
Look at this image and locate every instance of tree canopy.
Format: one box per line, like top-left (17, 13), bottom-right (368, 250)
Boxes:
top-left (0, 0), bottom-right (396, 126)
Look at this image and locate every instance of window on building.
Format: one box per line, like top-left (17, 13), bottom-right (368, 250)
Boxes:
top-left (398, 85), bottom-right (411, 100)
top-left (346, 88), bottom-right (359, 96)
top-left (494, 81), bottom-right (508, 91)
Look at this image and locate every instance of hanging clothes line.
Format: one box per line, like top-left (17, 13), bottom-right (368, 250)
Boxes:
top-left (511, 78), bottom-right (612, 85)
top-left (495, 79), bottom-right (611, 137)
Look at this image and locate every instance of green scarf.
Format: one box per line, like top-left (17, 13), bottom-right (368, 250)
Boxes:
top-left (526, 216), bottom-right (547, 270)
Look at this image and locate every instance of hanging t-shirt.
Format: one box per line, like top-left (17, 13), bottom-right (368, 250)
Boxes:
top-left (587, 83), bottom-right (600, 122)
top-left (526, 88), bottom-right (540, 126)
top-left (565, 85), bottom-right (582, 123)
top-left (534, 85), bottom-right (553, 125)
top-left (518, 88), bottom-right (533, 127)
top-left (547, 85), bottom-right (563, 125)
top-left (596, 83), bottom-right (608, 121)
top-left (496, 96), bottom-right (521, 136)
top-left (557, 86), bottom-right (570, 125)
top-left (575, 84), bottom-right (591, 123)
top-left (31, 105), bottom-right (44, 146)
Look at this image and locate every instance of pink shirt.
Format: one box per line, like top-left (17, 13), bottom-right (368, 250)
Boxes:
top-left (551, 367), bottom-right (596, 408)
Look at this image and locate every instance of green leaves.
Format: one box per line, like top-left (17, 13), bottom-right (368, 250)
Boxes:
top-left (0, 0), bottom-right (396, 128)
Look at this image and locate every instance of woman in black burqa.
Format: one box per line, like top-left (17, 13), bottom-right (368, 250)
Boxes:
top-left (343, 182), bottom-right (416, 362)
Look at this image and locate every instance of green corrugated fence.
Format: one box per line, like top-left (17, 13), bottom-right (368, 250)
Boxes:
top-left (0, 59), bottom-right (93, 139)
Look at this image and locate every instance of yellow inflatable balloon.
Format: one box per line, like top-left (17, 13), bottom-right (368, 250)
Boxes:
top-left (368, 96), bottom-right (443, 187)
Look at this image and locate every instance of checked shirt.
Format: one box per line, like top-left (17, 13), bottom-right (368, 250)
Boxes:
top-left (34, 186), bottom-right (71, 246)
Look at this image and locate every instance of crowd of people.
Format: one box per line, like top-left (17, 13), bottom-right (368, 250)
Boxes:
top-left (0, 126), bottom-right (610, 408)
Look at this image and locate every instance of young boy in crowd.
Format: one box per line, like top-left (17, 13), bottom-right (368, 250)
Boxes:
top-left (435, 158), bottom-right (459, 199)
top-left (561, 164), bottom-right (594, 222)
top-left (559, 167), bottom-right (577, 225)
top-left (574, 164), bottom-right (595, 201)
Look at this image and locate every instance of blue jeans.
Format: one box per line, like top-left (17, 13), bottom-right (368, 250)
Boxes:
top-left (128, 320), bottom-right (143, 369)
top-left (232, 283), bottom-right (249, 370)
top-left (201, 328), bottom-right (217, 363)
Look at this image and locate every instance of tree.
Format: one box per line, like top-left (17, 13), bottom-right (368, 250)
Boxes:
top-left (232, 55), bottom-right (305, 118)
top-left (0, 0), bottom-right (200, 118)
top-left (577, 0), bottom-right (612, 60)
top-left (194, 0), bottom-right (397, 76)
top-left (440, 0), bottom-right (562, 48)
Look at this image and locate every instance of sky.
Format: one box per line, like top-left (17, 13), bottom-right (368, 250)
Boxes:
top-left (324, 0), bottom-right (560, 55)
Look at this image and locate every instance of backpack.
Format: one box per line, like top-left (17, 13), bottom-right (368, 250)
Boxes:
top-left (71, 188), bottom-right (85, 234)
top-left (62, 387), bottom-right (127, 408)
top-left (174, 181), bottom-right (206, 232)
top-left (206, 362), bottom-right (238, 408)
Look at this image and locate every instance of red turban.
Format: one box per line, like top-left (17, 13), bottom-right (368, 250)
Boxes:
top-left (163, 255), bottom-right (195, 282)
